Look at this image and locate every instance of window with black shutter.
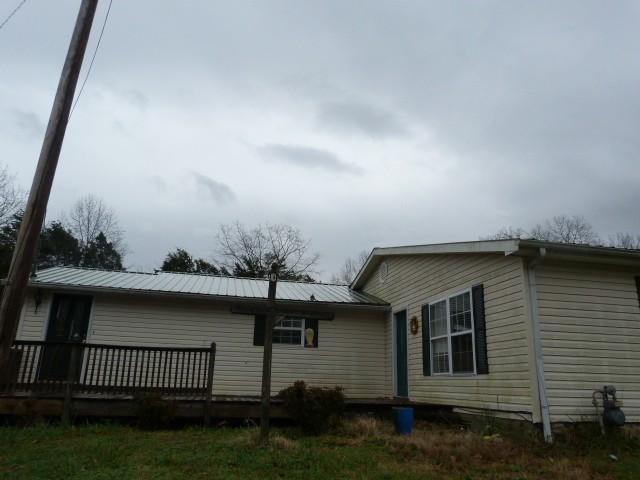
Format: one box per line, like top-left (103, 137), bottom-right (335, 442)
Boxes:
top-left (421, 284), bottom-right (488, 376)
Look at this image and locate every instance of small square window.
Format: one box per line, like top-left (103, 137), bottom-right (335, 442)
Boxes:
top-left (273, 317), bottom-right (304, 345)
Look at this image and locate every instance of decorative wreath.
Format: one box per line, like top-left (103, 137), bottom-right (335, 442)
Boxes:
top-left (410, 316), bottom-right (419, 335)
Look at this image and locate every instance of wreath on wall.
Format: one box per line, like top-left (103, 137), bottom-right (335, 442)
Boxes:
top-left (410, 315), bottom-right (419, 335)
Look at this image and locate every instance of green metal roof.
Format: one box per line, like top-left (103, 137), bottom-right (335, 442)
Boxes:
top-left (30, 267), bottom-right (388, 307)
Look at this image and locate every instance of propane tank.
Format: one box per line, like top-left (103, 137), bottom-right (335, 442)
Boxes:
top-left (601, 386), bottom-right (625, 427)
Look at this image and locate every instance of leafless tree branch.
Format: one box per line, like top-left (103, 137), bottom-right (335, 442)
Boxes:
top-left (64, 194), bottom-right (126, 255)
top-left (0, 166), bottom-right (25, 228)
top-left (216, 222), bottom-right (319, 280)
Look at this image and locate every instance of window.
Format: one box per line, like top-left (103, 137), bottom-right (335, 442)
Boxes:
top-left (273, 317), bottom-right (304, 345)
top-left (429, 290), bottom-right (475, 374)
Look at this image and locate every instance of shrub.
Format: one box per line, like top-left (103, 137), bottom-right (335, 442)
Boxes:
top-left (277, 380), bottom-right (345, 435)
top-left (134, 393), bottom-right (176, 430)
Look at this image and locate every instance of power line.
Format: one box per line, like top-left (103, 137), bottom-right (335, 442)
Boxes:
top-left (70, 0), bottom-right (113, 116)
top-left (0, 0), bottom-right (27, 31)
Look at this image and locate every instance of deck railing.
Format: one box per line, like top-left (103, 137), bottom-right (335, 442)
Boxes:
top-left (2, 340), bottom-right (216, 400)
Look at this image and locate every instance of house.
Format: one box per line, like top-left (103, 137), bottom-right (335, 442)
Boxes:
top-left (9, 239), bottom-right (640, 435)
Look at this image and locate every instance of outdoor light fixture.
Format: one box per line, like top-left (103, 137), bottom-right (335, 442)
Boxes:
top-left (34, 289), bottom-right (43, 313)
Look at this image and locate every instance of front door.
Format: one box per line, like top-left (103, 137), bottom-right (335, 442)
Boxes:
top-left (394, 310), bottom-right (408, 397)
top-left (38, 294), bottom-right (92, 382)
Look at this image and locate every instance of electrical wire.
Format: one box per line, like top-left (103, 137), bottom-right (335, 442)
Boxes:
top-left (70, 0), bottom-right (113, 116)
top-left (0, 0), bottom-right (27, 31)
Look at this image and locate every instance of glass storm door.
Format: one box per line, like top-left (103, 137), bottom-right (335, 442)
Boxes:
top-left (38, 294), bottom-right (92, 382)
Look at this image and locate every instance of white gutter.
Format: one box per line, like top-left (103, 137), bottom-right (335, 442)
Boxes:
top-left (527, 247), bottom-right (553, 443)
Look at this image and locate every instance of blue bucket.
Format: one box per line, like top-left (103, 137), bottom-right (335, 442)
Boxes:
top-left (393, 407), bottom-right (413, 435)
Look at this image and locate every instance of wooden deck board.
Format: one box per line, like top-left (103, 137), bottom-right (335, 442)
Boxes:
top-left (0, 393), bottom-right (445, 419)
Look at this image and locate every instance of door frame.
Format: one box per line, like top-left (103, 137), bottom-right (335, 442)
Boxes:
top-left (38, 293), bottom-right (94, 382)
top-left (42, 292), bottom-right (95, 342)
top-left (391, 306), bottom-right (410, 398)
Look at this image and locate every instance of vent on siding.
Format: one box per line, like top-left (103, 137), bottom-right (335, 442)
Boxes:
top-left (379, 261), bottom-right (389, 285)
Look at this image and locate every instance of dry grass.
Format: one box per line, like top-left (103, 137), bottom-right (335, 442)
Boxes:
top-left (233, 428), bottom-right (299, 451)
top-left (333, 415), bottom-right (633, 479)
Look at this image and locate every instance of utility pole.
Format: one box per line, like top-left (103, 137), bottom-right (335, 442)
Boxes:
top-left (259, 263), bottom-right (278, 441)
top-left (0, 0), bottom-right (98, 371)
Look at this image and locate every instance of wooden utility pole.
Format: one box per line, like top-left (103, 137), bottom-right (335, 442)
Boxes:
top-left (259, 263), bottom-right (278, 441)
top-left (0, 0), bottom-right (99, 371)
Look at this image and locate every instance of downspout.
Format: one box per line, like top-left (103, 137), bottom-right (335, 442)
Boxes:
top-left (527, 247), bottom-right (553, 443)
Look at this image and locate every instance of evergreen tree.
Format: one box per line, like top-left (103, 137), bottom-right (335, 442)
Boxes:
top-left (82, 232), bottom-right (123, 270)
top-left (38, 221), bottom-right (82, 269)
top-left (0, 213), bottom-right (22, 277)
top-left (161, 248), bottom-right (223, 275)
top-left (162, 248), bottom-right (195, 272)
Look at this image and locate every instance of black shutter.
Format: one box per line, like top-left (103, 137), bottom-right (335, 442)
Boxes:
top-left (635, 276), bottom-right (640, 309)
top-left (304, 318), bottom-right (319, 348)
top-left (472, 284), bottom-right (489, 375)
top-left (421, 303), bottom-right (431, 376)
top-left (253, 314), bottom-right (266, 346)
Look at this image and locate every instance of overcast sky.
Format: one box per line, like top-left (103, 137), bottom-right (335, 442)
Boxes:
top-left (2, 0), bottom-right (639, 279)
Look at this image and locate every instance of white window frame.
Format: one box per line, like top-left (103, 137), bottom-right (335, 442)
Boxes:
top-left (273, 317), bottom-right (305, 346)
top-left (429, 288), bottom-right (476, 376)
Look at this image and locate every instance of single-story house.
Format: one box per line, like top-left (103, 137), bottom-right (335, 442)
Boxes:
top-left (13, 239), bottom-right (640, 435)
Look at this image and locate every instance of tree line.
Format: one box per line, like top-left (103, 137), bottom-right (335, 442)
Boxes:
top-left (0, 190), bottom-right (125, 276)
top-left (485, 214), bottom-right (640, 249)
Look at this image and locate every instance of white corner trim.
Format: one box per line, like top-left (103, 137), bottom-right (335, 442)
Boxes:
top-left (527, 248), bottom-right (553, 443)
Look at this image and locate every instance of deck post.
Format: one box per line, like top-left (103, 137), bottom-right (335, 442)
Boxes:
top-left (62, 343), bottom-right (80, 423)
top-left (204, 342), bottom-right (216, 426)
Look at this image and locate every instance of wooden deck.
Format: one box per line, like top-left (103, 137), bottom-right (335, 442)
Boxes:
top-left (0, 392), bottom-right (440, 420)
top-left (0, 340), bottom-right (445, 421)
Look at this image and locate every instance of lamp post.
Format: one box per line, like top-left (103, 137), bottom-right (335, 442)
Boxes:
top-left (259, 263), bottom-right (278, 441)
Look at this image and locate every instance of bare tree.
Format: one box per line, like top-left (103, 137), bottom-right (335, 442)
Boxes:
top-left (608, 232), bottom-right (640, 250)
top-left (216, 222), bottom-right (319, 280)
top-left (331, 250), bottom-right (369, 284)
top-left (0, 166), bottom-right (25, 228)
top-left (482, 226), bottom-right (527, 240)
top-left (65, 194), bottom-right (124, 252)
top-left (485, 215), bottom-right (601, 245)
top-left (529, 215), bottom-right (600, 245)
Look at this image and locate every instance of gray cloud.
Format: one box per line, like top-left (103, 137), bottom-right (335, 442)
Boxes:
top-left (12, 110), bottom-right (44, 139)
top-left (120, 88), bottom-right (149, 110)
top-left (259, 144), bottom-right (364, 175)
top-left (149, 175), bottom-right (167, 193)
top-left (316, 101), bottom-right (408, 138)
top-left (2, 0), bottom-right (639, 279)
top-left (191, 172), bottom-right (235, 205)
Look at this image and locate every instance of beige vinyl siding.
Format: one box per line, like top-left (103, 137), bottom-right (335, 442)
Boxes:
top-left (17, 291), bottom-right (390, 398)
top-left (536, 263), bottom-right (640, 422)
top-left (17, 293), bottom-right (51, 341)
top-left (362, 253), bottom-right (533, 415)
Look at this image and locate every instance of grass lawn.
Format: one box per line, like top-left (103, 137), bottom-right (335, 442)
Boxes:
top-left (0, 417), bottom-right (637, 479)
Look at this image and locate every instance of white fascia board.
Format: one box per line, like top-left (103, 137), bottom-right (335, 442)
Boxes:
top-left (351, 240), bottom-right (521, 289)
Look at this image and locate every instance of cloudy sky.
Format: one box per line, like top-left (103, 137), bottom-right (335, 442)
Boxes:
top-left (2, 0), bottom-right (639, 279)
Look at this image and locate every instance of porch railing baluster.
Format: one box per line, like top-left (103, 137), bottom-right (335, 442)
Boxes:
top-left (5, 341), bottom-right (215, 401)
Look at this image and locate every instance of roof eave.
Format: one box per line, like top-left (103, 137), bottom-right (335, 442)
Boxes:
top-left (351, 239), bottom-right (521, 289)
top-left (27, 281), bottom-right (391, 311)
top-left (515, 240), bottom-right (640, 267)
